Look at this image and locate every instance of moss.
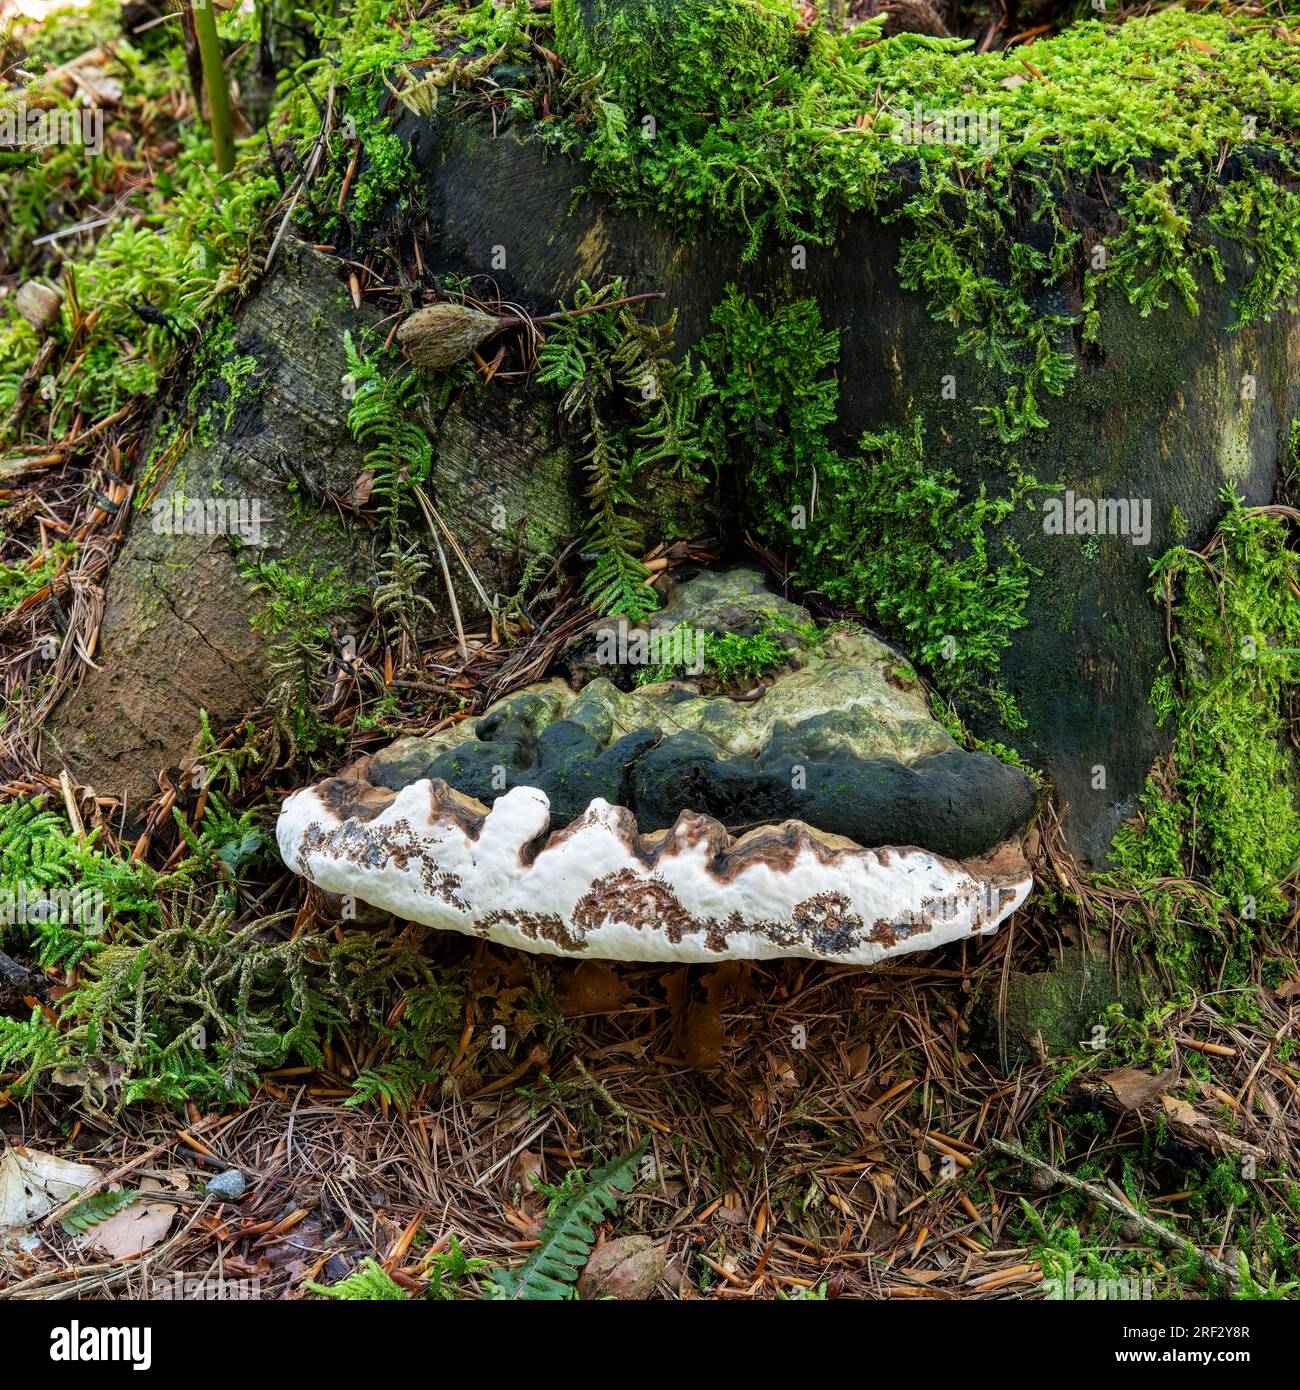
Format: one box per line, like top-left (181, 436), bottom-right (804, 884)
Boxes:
top-left (635, 613), bottom-right (820, 685)
top-left (244, 557), bottom-right (366, 752)
top-left (289, 0), bottom-right (451, 240)
top-left (354, 128), bottom-right (417, 228)
top-left (190, 322), bottom-right (266, 449)
top-left (698, 285), bottom-right (1031, 712)
top-left (0, 543), bottom-right (75, 614)
top-left (15, 0), bottom-right (126, 67)
top-left (1109, 497), bottom-right (1300, 976)
top-left (440, 3), bottom-right (1300, 441)
top-left (0, 16), bottom-right (280, 430)
top-left (983, 943), bottom-right (1145, 1063)
top-left (552, 0), bottom-right (800, 118)
top-left (0, 796), bottom-right (471, 1111)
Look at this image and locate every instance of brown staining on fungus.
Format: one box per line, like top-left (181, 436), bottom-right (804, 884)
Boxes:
top-left (427, 780), bottom-right (489, 837)
top-left (789, 892), bottom-right (863, 956)
top-left (315, 763), bottom-right (401, 824)
top-left (868, 919), bottom-right (900, 949)
top-left (482, 908), bottom-right (582, 952)
top-left (568, 873), bottom-right (884, 958)
top-left (572, 869), bottom-right (695, 944)
top-left (297, 817), bottom-right (467, 910)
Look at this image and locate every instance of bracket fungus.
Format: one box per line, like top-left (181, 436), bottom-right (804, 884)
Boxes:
top-left (277, 569), bottom-right (1035, 963)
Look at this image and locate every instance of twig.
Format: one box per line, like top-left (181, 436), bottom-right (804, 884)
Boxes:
top-left (414, 485), bottom-right (496, 616)
top-left (990, 1138), bottom-right (1240, 1287)
top-left (2, 336), bottom-right (58, 441)
top-left (413, 488), bottom-right (467, 661)
top-left (265, 79), bottom-right (334, 273)
top-left (8, 1198), bottom-right (215, 1300)
top-left (507, 290), bottom-right (666, 330)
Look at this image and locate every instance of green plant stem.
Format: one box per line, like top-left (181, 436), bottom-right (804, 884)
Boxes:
top-left (193, 0), bottom-right (235, 175)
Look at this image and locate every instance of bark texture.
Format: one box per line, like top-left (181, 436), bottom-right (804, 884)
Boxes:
top-left (42, 239), bottom-right (583, 807)
top-left (410, 112), bottom-right (1300, 862)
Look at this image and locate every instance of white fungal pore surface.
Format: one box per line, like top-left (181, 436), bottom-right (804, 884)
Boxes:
top-left (277, 778), bottom-right (1032, 965)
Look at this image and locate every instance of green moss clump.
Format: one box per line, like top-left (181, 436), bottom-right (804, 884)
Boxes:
top-left (188, 318), bottom-right (267, 449)
top-left (552, 0), bottom-right (800, 118)
top-left (699, 286), bottom-right (1031, 707)
top-left (0, 795), bottom-right (467, 1110)
top-left (0, 16), bottom-right (280, 429)
top-left (1110, 497), bottom-right (1300, 971)
top-left (245, 558), bottom-right (365, 751)
top-left (290, 0), bottom-right (475, 239)
top-left (522, 5), bottom-right (1300, 440)
top-left (0, 0), bottom-right (437, 434)
top-left (635, 612), bottom-right (820, 685)
top-left (0, 543), bottom-right (75, 614)
top-left (1210, 166), bottom-right (1300, 329)
top-left (700, 626), bottom-right (792, 683)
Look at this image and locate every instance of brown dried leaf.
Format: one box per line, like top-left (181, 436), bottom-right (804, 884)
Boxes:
top-left (681, 1001), bottom-right (724, 1070)
top-left (86, 1179), bottom-right (174, 1258)
top-left (1160, 1094), bottom-right (1205, 1128)
top-left (561, 962), bottom-right (630, 1015)
top-left (349, 469), bottom-right (374, 508)
top-left (0, 1148), bottom-right (97, 1229)
top-left (578, 1235), bottom-right (665, 1300)
top-left (1097, 1066), bottom-right (1176, 1110)
top-left (846, 1041), bottom-right (872, 1078)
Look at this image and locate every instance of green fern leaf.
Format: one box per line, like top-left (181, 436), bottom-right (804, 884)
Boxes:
top-left (60, 1188), bottom-right (140, 1236)
top-left (307, 1257), bottom-right (410, 1300)
top-left (488, 1139), bottom-right (647, 1300)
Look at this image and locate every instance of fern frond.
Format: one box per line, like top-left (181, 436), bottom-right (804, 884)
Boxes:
top-left (346, 1055), bottom-right (436, 1111)
top-left (487, 1140), bottom-right (647, 1300)
top-left (60, 1188), bottom-right (140, 1236)
top-left (373, 539), bottom-right (439, 660)
top-left (307, 1257), bottom-right (410, 1301)
top-left (536, 281), bottom-right (717, 617)
top-left (342, 331), bottom-right (434, 518)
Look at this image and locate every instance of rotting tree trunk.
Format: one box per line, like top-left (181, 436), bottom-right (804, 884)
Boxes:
top-left (405, 111), bottom-right (1300, 864)
top-left (41, 240), bottom-right (584, 810)
top-left (42, 241), bottom-right (377, 807)
top-left (44, 11), bottom-right (1300, 863)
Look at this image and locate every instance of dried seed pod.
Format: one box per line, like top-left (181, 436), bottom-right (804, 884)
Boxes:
top-left (396, 290), bottom-right (668, 372)
top-left (396, 302), bottom-right (503, 371)
top-left (14, 280), bottom-right (63, 333)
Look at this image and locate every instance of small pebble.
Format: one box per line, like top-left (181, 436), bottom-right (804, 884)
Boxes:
top-left (205, 1169), bottom-right (247, 1201)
